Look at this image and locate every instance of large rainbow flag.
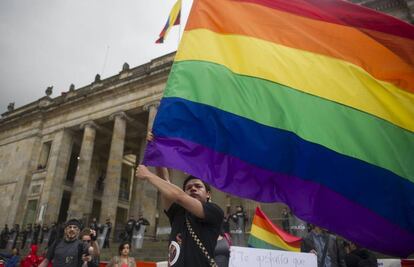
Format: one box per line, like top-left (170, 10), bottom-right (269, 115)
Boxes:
top-left (248, 207), bottom-right (301, 251)
top-left (144, 0), bottom-right (414, 256)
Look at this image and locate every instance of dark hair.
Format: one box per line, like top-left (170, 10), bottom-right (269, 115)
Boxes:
top-left (80, 228), bottom-right (92, 239)
top-left (182, 175), bottom-right (211, 192)
top-left (118, 242), bottom-right (130, 255)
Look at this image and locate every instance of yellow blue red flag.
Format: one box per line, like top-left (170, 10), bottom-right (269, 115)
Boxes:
top-left (156, 0), bottom-right (181, 43)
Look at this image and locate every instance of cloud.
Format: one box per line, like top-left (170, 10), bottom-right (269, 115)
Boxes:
top-left (0, 0), bottom-right (191, 112)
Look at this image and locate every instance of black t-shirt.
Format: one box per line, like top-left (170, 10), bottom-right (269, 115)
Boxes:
top-left (46, 239), bottom-right (82, 267)
top-left (165, 202), bottom-right (224, 267)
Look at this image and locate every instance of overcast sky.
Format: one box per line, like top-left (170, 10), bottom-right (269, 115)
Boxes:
top-left (0, 0), bottom-right (193, 113)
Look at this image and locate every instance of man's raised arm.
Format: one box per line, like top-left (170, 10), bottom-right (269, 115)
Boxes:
top-left (136, 165), bottom-right (205, 219)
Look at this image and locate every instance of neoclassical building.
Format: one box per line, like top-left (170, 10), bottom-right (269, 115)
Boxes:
top-left (0, 53), bottom-right (268, 237)
top-left (1, 0), bottom-right (413, 237)
top-left (0, 53), bottom-right (172, 234)
top-left (350, 0), bottom-right (413, 22)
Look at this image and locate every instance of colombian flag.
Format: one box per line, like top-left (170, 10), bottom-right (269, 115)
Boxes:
top-left (155, 0), bottom-right (181, 43)
top-left (248, 207), bottom-right (301, 252)
top-left (145, 0), bottom-right (414, 256)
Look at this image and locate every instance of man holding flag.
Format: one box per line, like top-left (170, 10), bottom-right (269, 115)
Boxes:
top-left (136, 132), bottom-right (223, 267)
top-left (136, 164), bottom-right (223, 267)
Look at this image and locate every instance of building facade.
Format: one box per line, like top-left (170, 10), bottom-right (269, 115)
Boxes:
top-left (0, 54), bottom-right (172, 233)
top-left (1, 0), bottom-right (412, 237)
top-left (0, 53), bottom-right (272, 237)
top-left (350, 0), bottom-right (414, 22)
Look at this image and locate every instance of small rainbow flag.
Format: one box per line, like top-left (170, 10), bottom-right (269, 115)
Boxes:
top-left (248, 207), bottom-right (301, 252)
top-left (155, 0), bottom-right (181, 44)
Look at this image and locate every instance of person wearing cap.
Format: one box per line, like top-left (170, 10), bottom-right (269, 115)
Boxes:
top-left (39, 219), bottom-right (84, 267)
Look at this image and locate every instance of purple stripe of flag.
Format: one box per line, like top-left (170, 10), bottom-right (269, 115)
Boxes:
top-left (143, 136), bottom-right (414, 257)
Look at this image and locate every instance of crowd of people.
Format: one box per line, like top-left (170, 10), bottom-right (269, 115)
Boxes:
top-left (0, 208), bottom-right (379, 267)
top-left (1, 224), bottom-right (50, 251)
top-left (0, 208), bottom-right (233, 267)
top-left (301, 225), bottom-right (378, 267)
top-left (0, 189), bottom-right (378, 267)
top-left (0, 218), bottom-right (139, 267)
top-left (133, 138), bottom-right (378, 267)
top-left (0, 218), bottom-right (114, 253)
top-left (0, 134), bottom-right (379, 267)
top-left (0, 215), bottom-right (151, 267)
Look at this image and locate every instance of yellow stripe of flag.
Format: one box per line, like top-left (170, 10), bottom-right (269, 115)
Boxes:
top-left (176, 29), bottom-right (414, 133)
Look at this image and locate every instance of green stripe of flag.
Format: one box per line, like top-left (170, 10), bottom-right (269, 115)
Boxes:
top-left (164, 60), bottom-right (414, 182)
top-left (248, 235), bottom-right (286, 250)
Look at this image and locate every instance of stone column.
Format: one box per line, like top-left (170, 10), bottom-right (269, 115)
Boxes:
top-left (145, 101), bottom-right (161, 237)
top-left (129, 137), bottom-right (147, 219)
top-left (67, 122), bottom-right (97, 221)
top-left (144, 101), bottom-right (159, 132)
top-left (39, 130), bottom-right (73, 224)
top-left (100, 112), bottom-right (127, 229)
top-left (129, 101), bottom-right (160, 235)
top-left (84, 156), bottom-right (100, 222)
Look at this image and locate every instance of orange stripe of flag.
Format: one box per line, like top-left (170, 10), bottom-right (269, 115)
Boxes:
top-left (186, 0), bottom-right (414, 93)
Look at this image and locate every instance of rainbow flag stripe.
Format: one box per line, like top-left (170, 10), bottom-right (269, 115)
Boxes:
top-left (155, 0), bottom-right (181, 44)
top-left (144, 0), bottom-right (414, 256)
top-left (248, 207), bottom-right (301, 251)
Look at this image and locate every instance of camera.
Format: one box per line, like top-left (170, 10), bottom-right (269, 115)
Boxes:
top-left (82, 241), bottom-right (90, 256)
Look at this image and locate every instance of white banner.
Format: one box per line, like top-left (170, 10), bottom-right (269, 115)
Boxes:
top-left (156, 226), bottom-right (171, 236)
top-left (377, 259), bottom-right (401, 267)
top-left (229, 246), bottom-right (317, 267)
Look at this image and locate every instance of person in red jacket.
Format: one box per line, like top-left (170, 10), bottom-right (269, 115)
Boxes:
top-left (21, 245), bottom-right (41, 267)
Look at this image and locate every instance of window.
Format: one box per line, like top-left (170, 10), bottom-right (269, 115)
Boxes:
top-left (23, 199), bottom-right (38, 225)
top-left (38, 141), bottom-right (52, 169)
top-left (66, 144), bottom-right (80, 182)
top-left (119, 177), bottom-right (130, 201)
